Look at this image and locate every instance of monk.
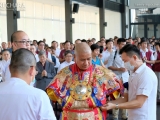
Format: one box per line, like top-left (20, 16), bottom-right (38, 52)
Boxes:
top-left (46, 42), bottom-right (123, 120)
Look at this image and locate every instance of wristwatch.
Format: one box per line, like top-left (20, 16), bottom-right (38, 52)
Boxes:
top-left (115, 104), bottom-right (119, 110)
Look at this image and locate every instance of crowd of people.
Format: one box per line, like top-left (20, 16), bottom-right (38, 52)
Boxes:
top-left (0, 31), bottom-right (159, 120)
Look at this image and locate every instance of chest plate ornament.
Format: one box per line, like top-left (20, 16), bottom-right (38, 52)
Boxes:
top-left (70, 80), bottom-right (92, 100)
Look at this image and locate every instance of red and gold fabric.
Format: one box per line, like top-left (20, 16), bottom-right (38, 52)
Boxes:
top-left (46, 64), bottom-right (123, 120)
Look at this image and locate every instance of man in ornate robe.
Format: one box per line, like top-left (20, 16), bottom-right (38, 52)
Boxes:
top-left (46, 43), bottom-right (123, 120)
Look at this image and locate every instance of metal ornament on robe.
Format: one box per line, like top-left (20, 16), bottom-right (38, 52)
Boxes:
top-left (70, 80), bottom-right (92, 100)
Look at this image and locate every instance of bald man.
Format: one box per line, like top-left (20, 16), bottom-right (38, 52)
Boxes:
top-left (0, 48), bottom-right (56, 120)
top-left (2, 31), bottom-right (31, 81)
top-left (46, 42), bottom-right (123, 120)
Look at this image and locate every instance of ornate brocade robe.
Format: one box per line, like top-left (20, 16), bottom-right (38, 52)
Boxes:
top-left (46, 64), bottom-right (123, 120)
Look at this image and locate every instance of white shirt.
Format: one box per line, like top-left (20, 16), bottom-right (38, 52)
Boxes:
top-left (35, 53), bottom-right (39, 62)
top-left (0, 59), bottom-right (10, 82)
top-left (107, 50), bottom-right (129, 83)
top-left (128, 63), bottom-right (157, 120)
top-left (47, 52), bottom-right (52, 61)
top-left (55, 48), bottom-right (61, 57)
top-left (140, 48), bottom-right (155, 60)
top-left (0, 77), bottom-right (56, 120)
top-left (3, 63), bottom-right (11, 81)
top-left (102, 49), bottom-right (115, 68)
top-left (52, 54), bottom-right (60, 68)
top-left (57, 61), bottom-right (75, 73)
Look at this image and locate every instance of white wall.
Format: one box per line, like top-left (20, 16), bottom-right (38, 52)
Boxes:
top-left (105, 9), bottom-right (122, 39)
top-left (0, 0), bottom-right (123, 45)
top-left (0, 0), bottom-right (7, 43)
top-left (17, 0), bottom-right (65, 45)
top-left (72, 7), bottom-right (100, 43)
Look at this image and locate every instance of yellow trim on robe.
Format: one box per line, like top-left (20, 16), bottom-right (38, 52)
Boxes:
top-left (113, 91), bottom-right (120, 99)
top-left (46, 88), bottom-right (62, 104)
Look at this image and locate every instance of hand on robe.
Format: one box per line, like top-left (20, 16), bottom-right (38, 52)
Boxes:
top-left (100, 102), bottom-right (116, 111)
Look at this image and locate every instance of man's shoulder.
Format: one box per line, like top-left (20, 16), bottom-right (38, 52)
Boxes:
top-left (93, 64), bottom-right (115, 78)
top-left (138, 64), bottom-right (157, 81)
top-left (26, 86), bottom-right (48, 98)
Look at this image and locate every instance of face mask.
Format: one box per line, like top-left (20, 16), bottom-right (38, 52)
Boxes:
top-left (30, 77), bottom-right (36, 87)
top-left (124, 61), bottom-right (134, 71)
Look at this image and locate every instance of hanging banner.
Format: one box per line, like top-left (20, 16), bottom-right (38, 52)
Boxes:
top-left (129, 0), bottom-right (160, 9)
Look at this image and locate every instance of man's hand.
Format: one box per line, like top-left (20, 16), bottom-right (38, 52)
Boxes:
top-left (100, 103), bottom-right (116, 111)
top-left (43, 70), bottom-right (47, 76)
top-left (42, 70), bottom-right (47, 77)
top-left (118, 67), bottom-right (127, 72)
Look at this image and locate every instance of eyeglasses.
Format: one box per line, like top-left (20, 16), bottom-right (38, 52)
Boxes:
top-left (14, 40), bottom-right (32, 44)
top-left (39, 44), bottom-right (45, 46)
top-left (66, 55), bottom-right (73, 57)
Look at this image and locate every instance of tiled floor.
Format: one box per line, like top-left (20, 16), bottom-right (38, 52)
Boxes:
top-left (107, 104), bottom-right (160, 120)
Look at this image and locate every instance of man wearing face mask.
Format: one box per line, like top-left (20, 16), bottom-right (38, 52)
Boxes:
top-left (101, 44), bottom-right (157, 120)
top-left (108, 38), bottom-right (129, 120)
top-left (0, 48), bottom-right (56, 120)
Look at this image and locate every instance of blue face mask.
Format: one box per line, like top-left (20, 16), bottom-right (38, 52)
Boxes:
top-left (124, 61), bottom-right (134, 71)
top-left (30, 78), bottom-right (36, 87)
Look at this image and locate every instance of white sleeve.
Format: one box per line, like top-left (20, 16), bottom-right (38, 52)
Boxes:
top-left (136, 75), bottom-right (153, 97)
top-left (48, 52), bottom-right (52, 61)
top-left (3, 65), bottom-right (11, 81)
top-left (38, 92), bottom-right (57, 120)
top-left (107, 51), bottom-right (115, 67)
top-left (57, 63), bottom-right (63, 73)
top-left (154, 52), bottom-right (157, 60)
top-left (150, 52), bottom-right (156, 61)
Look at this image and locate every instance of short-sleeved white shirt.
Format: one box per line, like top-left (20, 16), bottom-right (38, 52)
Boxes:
top-left (55, 48), bottom-right (61, 57)
top-left (107, 50), bottom-right (129, 83)
top-left (128, 63), bottom-right (157, 120)
top-left (0, 78), bottom-right (56, 120)
top-left (102, 49), bottom-right (115, 68)
top-left (57, 61), bottom-right (75, 73)
top-left (1, 60), bottom-right (10, 82)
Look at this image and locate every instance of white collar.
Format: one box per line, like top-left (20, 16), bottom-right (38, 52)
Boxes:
top-left (140, 48), bottom-right (148, 53)
top-left (2, 59), bottom-right (10, 63)
top-left (9, 77), bottom-right (28, 85)
top-left (135, 63), bottom-right (146, 74)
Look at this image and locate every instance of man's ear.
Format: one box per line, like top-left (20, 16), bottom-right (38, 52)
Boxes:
top-left (12, 42), bottom-right (16, 49)
top-left (133, 55), bottom-right (138, 60)
top-left (29, 66), bottom-right (35, 76)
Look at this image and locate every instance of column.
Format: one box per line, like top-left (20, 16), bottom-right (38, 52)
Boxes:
top-left (6, 0), bottom-right (18, 41)
top-left (99, 0), bottom-right (105, 38)
top-left (65, 0), bottom-right (72, 42)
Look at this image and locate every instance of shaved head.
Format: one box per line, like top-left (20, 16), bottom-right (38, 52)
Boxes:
top-left (11, 31), bottom-right (29, 51)
top-left (10, 48), bottom-right (36, 74)
top-left (74, 42), bottom-right (92, 70)
top-left (75, 42), bottom-right (91, 55)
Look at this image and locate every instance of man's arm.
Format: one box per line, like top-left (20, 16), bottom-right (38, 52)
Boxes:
top-left (101, 95), bottom-right (147, 110)
top-left (117, 95), bottom-right (147, 109)
top-left (108, 66), bottom-right (127, 72)
top-left (110, 93), bottom-right (128, 104)
top-left (155, 60), bottom-right (160, 63)
top-left (145, 60), bottom-right (155, 64)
